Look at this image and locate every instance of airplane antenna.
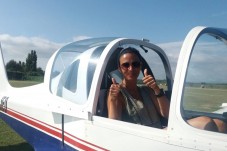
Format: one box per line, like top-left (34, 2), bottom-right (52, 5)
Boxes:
top-left (140, 45), bottom-right (148, 53)
top-left (142, 38), bottom-right (149, 43)
top-left (140, 39), bottom-right (150, 53)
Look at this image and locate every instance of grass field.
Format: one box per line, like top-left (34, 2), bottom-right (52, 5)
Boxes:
top-left (9, 80), bottom-right (42, 87)
top-left (0, 80), bottom-right (40, 151)
top-left (0, 120), bottom-right (34, 151)
top-left (183, 87), bottom-right (227, 112)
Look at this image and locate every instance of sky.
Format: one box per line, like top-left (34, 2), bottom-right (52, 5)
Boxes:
top-left (0, 0), bottom-right (227, 73)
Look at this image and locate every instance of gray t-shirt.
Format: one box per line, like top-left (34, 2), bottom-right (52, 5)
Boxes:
top-left (121, 86), bottom-right (162, 128)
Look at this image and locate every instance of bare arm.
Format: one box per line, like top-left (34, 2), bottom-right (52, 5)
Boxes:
top-left (142, 69), bottom-right (170, 118)
top-left (151, 88), bottom-right (170, 118)
top-left (107, 78), bottom-right (122, 120)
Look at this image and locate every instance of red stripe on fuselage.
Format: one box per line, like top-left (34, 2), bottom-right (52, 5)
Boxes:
top-left (7, 109), bottom-right (62, 138)
top-left (65, 132), bottom-right (109, 151)
top-left (6, 108), bottom-right (108, 151)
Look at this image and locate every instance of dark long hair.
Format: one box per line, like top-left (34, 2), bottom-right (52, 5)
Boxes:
top-left (117, 47), bottom-right (142, 67)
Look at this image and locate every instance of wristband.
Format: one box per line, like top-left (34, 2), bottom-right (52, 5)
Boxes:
top-left (155, 89), bottom-right (165, 97)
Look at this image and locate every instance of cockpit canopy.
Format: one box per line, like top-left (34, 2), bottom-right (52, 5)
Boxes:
top-left (50, 37), bottom-right (117, 104)
top-left (48, 37), bottom-right (173, 106)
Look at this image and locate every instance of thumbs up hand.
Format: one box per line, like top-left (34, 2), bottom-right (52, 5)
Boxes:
top-left (142, 69), bottom-right (160, 93)
top-left (109, 78), bottom-right (121, 99)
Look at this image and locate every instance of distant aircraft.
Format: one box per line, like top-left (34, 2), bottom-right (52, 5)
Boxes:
top-left (0, 26), bottom-right (227, 151)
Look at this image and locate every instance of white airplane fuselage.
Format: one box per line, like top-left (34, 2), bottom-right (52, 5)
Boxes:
top-left (0, 27), bottom-right (227, 151)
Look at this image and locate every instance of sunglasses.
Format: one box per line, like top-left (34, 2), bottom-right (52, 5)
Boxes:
top-left (120, 61), bottom-right (141, 69)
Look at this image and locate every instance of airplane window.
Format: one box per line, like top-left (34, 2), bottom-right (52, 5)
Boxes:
top-left (50, 51), bottom-right (81, 94)
top-left (51, 47), bottom-right (107, 104)
top-left (53, 48), bottom-right (105, 104)
top-left (63, 60), bottom-right (79, 92)
top-left (50, 37), bottom-right (116, 95)
top-left (182, 33), bottom-right (227, 133)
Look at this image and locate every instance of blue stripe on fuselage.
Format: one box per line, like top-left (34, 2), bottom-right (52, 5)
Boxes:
top-left (0, 113), bottom-right (77, 151)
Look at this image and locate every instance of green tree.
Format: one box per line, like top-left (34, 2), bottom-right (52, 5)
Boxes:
top-left (6, 60), bottom-right (25, 72)
top-left (26, 50), bottom-right (37, 73)
top-left (36, 67), bottom-right (44, 76)
top-left (6, 50), bottom-right (44, 80)
top-left (6, 60), bottom-right (25, 80)
top-left (6, 60), bottom-right (18, 71)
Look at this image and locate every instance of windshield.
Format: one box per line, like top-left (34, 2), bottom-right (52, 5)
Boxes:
top-left (51, 37), bottom-right (117, 78)
top-left (50, 37), bottom-right (117, 103)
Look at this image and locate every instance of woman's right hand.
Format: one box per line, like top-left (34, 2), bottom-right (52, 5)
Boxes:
top-left (108, 78), bottom-right (122, 119)
top-left (109, 78), bottom-right (121, 99)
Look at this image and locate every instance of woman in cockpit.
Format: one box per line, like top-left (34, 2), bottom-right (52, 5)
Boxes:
top-left (107, 47), bottom-right (226, 133)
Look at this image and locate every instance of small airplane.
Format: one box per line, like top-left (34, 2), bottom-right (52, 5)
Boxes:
top-left (0, 26), bottom-right (227, 151)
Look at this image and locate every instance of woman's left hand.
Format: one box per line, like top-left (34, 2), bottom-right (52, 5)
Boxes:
top-left (142, 69), bottom-right (160, 94)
